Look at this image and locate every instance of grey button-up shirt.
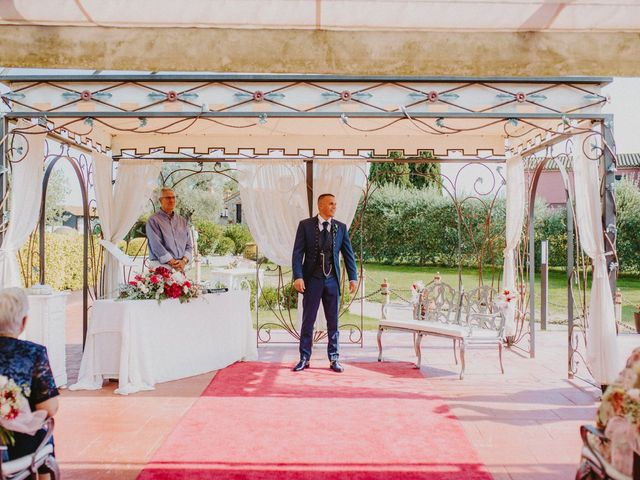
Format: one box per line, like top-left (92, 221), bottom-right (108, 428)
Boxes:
top-left (146, 210), bottom-right (193, 264)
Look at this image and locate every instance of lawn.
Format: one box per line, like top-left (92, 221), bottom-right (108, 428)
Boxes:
top-left (361, 262), bottom-right (640, 327)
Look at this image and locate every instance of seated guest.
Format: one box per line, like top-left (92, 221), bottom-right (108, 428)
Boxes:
top-left (0, 288), bottom-right (59, 477)
top-left (146, 187), bottom-right (193, 272)
top-left (583, 347), bottom-right (640, 478)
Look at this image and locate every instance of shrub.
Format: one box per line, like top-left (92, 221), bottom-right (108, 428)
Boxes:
top-left (223, 224), bottom-right (253, 255)
top-left (215, 237), bottom-right (236, 255)
top-left (194, 220), bottom-right (224, 256)
top-left (19, 233), bottom-right (101, 291)
top-left (117, 237), bottom-right (147, 257)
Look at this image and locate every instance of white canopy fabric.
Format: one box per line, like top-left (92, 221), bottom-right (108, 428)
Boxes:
top-left (1, 2), bottom-right (638, 74)
top-left (313, 158), bottom-right (369, 228)
top-left (0, 122), bottom-right (45, 288)
top-left (1, 1), bottom-right (638, 31)
top-left (501, 154), bottom-right (525, 338)
top-left (572, 133), bottom-right (619, 385)
top-left (94, 154), bottom-right (161, 298)
top-left (237, 159), bottom-right (309, 267)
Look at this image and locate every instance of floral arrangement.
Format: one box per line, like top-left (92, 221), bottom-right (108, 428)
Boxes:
top-left (0, 375), bottom-right (45, 446)
top-left (494, 289), bottom-right (516, 312)
top-left (594, 347), bottom-right (640, 476)
top-left (119, 266), bottom-right (200, 303)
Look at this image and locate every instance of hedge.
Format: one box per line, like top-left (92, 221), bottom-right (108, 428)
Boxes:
top-left (351, 181), bottom-right (640, 273)
top-left (19, 233), bottom-right (101, 291)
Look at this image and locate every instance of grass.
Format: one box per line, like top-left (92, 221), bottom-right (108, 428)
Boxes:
top-left (361, 262), bottom-right (640, 327)
top-left (201, 260), bottom-right (640, 330)
top-left (252, 308), bottom-right (379, 331)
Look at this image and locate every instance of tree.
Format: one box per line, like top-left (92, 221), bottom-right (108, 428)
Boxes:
top-left (369, 151), bottom-right (441, 189)
top-left (368, 151), bottom-right (411, 187)
top-left (160, 164), bottom-right (224, 223)
top-left (44, 168), bottom-right (71, 225)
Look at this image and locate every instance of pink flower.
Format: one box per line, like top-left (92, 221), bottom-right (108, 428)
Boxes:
top-left (150, 275), bottom-right (159, 284)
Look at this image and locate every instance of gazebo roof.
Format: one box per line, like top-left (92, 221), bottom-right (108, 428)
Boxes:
top-left (0, 1), bottom-right (638, 75)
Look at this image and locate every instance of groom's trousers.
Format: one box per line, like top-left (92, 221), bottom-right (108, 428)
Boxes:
top-left (299, 275), bottom-right (340, 361)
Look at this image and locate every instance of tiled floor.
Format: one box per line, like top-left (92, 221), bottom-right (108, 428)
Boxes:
top-left (53, 293), bottom-right (635, 480)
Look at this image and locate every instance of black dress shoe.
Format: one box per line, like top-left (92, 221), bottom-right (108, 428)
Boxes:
top-left (292, 359), bottom-right (310, 372)
top-left (329, 360), bottom-right (344, 373)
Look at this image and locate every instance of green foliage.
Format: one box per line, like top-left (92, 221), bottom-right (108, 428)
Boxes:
top-left (253, 283), bottom-right (298, 310)
top-left (19, 233), bottom-right (101, 291)
top-left (616, 178), bottom-right (640, 273)
top-left (369, 152), bottom-right (411, 187)
top-left (45, 168), bottom-right (71, 225)
top-left (223, 224), bottom-right (253, 255)
top-left (160, 163), bottom-right (224, 223)
top-left (215, 237), bottom-right (236, 255)
top-left (409, 152), bottom-right (442, 189)
top-left (117, 237), bottom-right (148, 256)
top-left (369, 151), bottom-right (441, 190)
top-left (193, 220), bottom-right (224, 256)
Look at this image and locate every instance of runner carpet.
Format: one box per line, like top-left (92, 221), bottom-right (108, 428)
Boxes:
top-left (137, 361), bottom-right (492, 479)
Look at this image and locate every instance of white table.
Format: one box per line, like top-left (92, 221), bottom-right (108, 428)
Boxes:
top-left (208, 267), bottom-right (263, 291)
top-left (69, 291), bottom-right (257, 395)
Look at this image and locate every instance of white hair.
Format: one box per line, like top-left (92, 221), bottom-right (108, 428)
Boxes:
top-left (0, 288), bottom-right (29, 336)
top-left (157, 187), bottom-right (175, 201)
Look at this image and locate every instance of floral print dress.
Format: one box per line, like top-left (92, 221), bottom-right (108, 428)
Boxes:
top-left (0, 336), bottom-right (59, 460)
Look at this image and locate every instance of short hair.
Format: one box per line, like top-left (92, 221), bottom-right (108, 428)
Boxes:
top-left (0, 288), bottom-right (29, 336)
top-left (317, 193), bottom-right (335, 203)
top-left (158, 187), bottom-right (175, 201)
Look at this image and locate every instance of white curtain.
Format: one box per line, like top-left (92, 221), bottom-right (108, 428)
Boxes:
top-left (313, 158), bottom-right (369, 227)
top-left (572, 133), bottom-right (618, 385)
top-left (501, 154), bottom-right (525, 337)
top-left (94, 154), bottom-right (161, 298)
top-left (237, 159), bottom-right (309, 267)
top-left (0, 123), bottom-right (46, 288)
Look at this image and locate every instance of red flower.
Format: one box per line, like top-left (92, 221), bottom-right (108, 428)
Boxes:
top-left (503, 289), bottom-right (510, 296)
top-left (150, 275), bottom-right (159, 284)
top-left (170, 283), bottom-right (182, 298)
top-left (155, 266), bottom-right (171, 277)
top-left (134, 275), bottom-right (142, 281)
top-left (184, 281), bottom-right (191, 288)
top-left (129, 281), bottom-right (138, 286)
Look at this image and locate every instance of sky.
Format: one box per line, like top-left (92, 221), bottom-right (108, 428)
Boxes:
top-left (12, 76), bottom-right (640, 206)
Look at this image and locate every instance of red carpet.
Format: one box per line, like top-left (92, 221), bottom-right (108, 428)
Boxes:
top-left (138, 362), bottom-right (492, 479)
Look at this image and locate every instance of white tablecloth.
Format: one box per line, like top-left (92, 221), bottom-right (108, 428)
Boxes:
top-left (69, 291), bottom-right (257, 395)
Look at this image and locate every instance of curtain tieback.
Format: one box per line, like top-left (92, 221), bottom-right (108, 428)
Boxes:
top-left (594, 253), bottom-right (609, 278)
top-left (99, 240), bottom-right (136, 266)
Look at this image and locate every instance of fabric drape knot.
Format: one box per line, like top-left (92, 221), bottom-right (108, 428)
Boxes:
top-left (594, 253), bottom-right (608, 279)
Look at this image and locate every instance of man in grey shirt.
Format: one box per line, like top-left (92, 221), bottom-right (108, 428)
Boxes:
top-left (146, 187), bottom-right (193, 272)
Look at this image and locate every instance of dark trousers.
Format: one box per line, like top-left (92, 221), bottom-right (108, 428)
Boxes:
top-left (299, 276), bottom-right (340, 361)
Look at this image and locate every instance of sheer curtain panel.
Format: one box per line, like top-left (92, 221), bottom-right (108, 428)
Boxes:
top-left (0, 123), bottom-right (46, 288)
top-left (501, 155), bottom-right (525, 337)
top-left (572, 134), bottom-right (618, 385)
top-left (237, 159), bottom-right (309, 267)
top-left (94, 154), bottom-right (161, 298)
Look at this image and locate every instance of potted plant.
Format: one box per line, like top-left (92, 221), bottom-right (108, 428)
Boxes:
top-left (635, 304), bottom-right (640, 334)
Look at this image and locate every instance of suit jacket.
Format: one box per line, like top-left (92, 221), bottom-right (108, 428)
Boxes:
top-left (292, 216), bottom-right (358, 284)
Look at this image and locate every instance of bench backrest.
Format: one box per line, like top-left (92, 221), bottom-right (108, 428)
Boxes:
top-left (462, 285), bottom-right (506, 335)
top-left (415, 281), bottom-right (463, 325)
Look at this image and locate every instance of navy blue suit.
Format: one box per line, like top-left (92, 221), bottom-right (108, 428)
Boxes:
top-left (292, 216), bottom-right (358, 361)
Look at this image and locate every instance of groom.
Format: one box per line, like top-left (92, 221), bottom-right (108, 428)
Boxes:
top-left (292, 193), bottom-right (358, 373)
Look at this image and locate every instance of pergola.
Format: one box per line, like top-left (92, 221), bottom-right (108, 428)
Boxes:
top-left (0, 71), bottom-right (620, 386)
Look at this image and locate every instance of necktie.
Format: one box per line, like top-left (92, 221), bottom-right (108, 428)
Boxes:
top-left (322, 221), bottom-right (330, 247)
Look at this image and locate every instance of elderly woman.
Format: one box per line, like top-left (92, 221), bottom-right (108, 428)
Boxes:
top-left (0, 288), bottom-right (59, 473)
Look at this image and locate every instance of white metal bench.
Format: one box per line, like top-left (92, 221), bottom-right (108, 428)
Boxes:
top-left (377, 280), bottom-right (505, 379)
